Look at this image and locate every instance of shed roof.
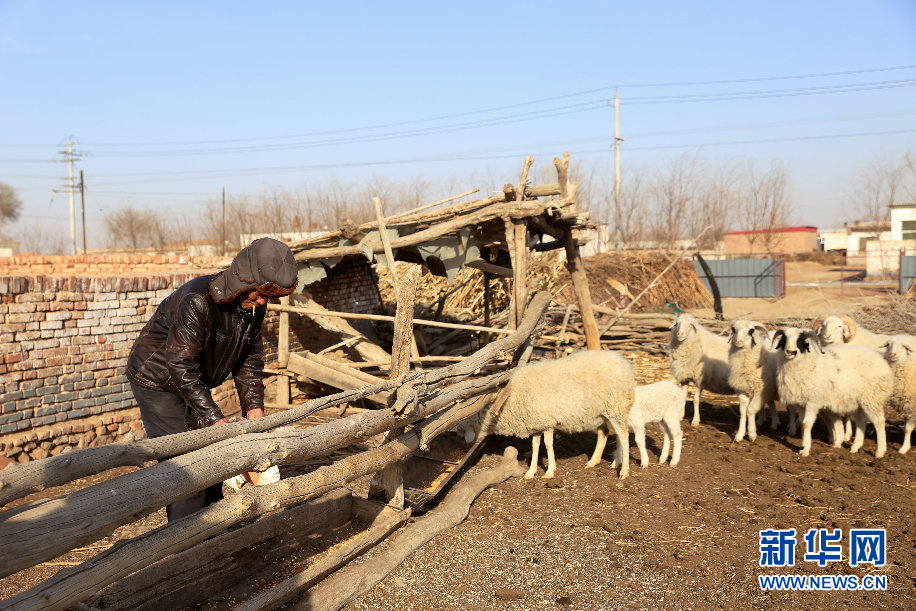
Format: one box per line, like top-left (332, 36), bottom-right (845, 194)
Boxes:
top-left (286, 155), bottom-right (591, 286)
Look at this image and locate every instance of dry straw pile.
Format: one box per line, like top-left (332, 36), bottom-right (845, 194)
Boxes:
top-left (376, 251), bottom-right (713, 319)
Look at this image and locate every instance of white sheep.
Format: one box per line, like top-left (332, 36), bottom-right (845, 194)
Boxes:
top-left (612, 380), bottom-right (686, 468)
top-left (813, 314), bottom-right (893, 442)
top-left (465, 349), bottom-right (636, 479)
top-left (880, 334), bottom-right (916, 454)
top-left (727, 320), bottom-right (780, 442)
top-left (813, 314), bottom-right (892, 351)
top-left (773, 327), bottom-right (892, 457)
top-left (669, 313), bottom-right (734, 426)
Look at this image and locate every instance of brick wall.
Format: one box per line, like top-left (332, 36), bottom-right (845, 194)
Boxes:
top-left (0, 254), bottom-right (382, 462)
top-left (721, 228), bottom-right (819, 255)
top-left (0, 253), bottom-right (231, 276)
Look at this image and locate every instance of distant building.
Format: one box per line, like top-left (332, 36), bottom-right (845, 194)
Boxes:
top-left (0, 240), bottom-right (19, 258)
top-left (720, 226), bottom-right (818, 255)
top-left (889, 202), bottom-right (916, 241)
top-left (844, 221), bottom-right (891, 255)
top-left (817, 227), bottom-right (847, 252)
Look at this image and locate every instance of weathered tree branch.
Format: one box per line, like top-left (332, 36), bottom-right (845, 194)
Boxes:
top-left (0, 392), bottom-right (501, 610)
top-left (0, 292), bottom-right (549, 580)
top-left (293, 447), bottom-right (524, 611)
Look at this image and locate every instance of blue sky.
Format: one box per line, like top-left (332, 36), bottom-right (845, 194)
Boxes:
top-left (1, 1), bottom-right (915, 250)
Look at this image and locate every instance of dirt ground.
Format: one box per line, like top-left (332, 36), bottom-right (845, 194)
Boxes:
top-left (349, 352), bottom-right (916, 611)
top-left (2, 260), bottom-right (914, 609)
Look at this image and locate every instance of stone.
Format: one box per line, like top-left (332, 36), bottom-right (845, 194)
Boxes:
top-left (494, 588), bottom-right (524, 602)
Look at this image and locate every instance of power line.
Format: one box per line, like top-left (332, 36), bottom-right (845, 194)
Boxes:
top-left (8, 108), bottom-right (912, 182)
top-left (83, 126), bottom-right (916, 188)
top-left (57, 64), bottom-right (916, 148)
top-left (73, 78), bottom-right (916, 159)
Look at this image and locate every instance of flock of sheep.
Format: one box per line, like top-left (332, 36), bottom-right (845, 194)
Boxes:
top-left (463, 313), bottom-right (916, 479)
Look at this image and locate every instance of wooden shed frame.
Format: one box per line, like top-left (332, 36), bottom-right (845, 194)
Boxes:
top-left (268, 152), bottom-right (603, 382)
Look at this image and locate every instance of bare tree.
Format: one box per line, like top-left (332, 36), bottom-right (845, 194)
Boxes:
top-left (397, 174), bottom-right (430, 214)
top-left (848, 152), bottom-right (907, 223)
top-left (18, 221), bottom-right (68, 254)
top-left (899, 149), bottom-right (916, 202)
top-left (104, 207), bottom-right (176, 251)
top-left (741, 162), bottom-right (792, 254)
top-left (619, 168), bottom-right (650, 248)
top-left (0, 183), bottom-right (23, 235)
top-left (648, 154), bottom-right (700, 249)
top-left (693, 161), bottom-right (739, 249)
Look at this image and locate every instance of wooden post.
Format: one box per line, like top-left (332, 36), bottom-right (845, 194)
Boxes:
top-left (554, 152), bottom-right (600, 350)
top-left (276, 295), bottom-right (291, 407)
top-left (373, 196), bottom-right (400, 297)
top-left (368, 264), bottom-right (421, 507)
top-left (562, 229), bottom-right (600, 350)
top-left (503, 219), bottom-right (518, 330)
top-left (514, 221), bottom-right (528, 322)
top-left (512, 156), bottom-right (533, 326)
top-left (373, 196), bottom-right (421, 359)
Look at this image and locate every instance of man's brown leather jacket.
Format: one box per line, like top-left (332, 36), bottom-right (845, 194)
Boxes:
top-left (126, 274), bottom-right (265, 425)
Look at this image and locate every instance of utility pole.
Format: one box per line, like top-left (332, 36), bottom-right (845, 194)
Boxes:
top-left (55, 139), bottom-right (83, 255)
top-left (614, 91), bottom-right (623, 252)
top-left (79, 170), bottom-right (87, 254)
top-left (66, 139), bottom-right (77, 255)
top-left (221, 187), bottom-right (226, 256)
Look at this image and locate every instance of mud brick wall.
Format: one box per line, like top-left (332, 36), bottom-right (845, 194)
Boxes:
top-left (0, 254), bottom-right (382, 462)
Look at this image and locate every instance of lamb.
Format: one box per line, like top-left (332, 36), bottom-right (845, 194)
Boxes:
top-left (880, 334), bottom-right (916, 454)
top-left (773, 327), bottom-right (892, 457)
top-left (669, 313), bottom-right (734, 426)
top-left (464, 349), bottom-right (636, 479)
top-left (727, 320), bottom-right (780, 442)
top-left (611, 380), bottom-right (686, 468)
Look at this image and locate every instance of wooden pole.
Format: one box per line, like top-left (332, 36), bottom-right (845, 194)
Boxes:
top-left (508, 157), bottom-right (534, 328)
top-left (503, 218), bottom-right (518, 330)
top-left (554, 151), bottom-right (600, 350)
top-left (0, 293), bottom-right (551, 512)
top-left (368, 264), bottom-right (421, 507)
top-left (296, 447), bottom-right (523, 611)
top-left (385, 188), bottom-right (480, 221)
top-left (267, 303), bottom-right (514, 335)
top-left (275, 295), bottom-right (291, 406)
top-left (373, 196), bottom-right (400, 296)
top-left (3, 400), bottom-right (503, 611)
top-left (235, 501), bottom-right (409, 611)
top-left (374, 196), bottom-right (422, 359)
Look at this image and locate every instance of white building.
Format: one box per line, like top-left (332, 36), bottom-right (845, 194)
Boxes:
top-left (817, 227), bottom-right (847, 251)
top-left (889, 202), bottom-right (916, 241)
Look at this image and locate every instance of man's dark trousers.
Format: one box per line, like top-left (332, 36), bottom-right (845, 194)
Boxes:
top-left (130, 383), bottom-right (223, 522)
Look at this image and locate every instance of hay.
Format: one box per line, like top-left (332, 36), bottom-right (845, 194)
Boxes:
top-left (853, 295), bottom-right (916, 335)
top-left (375, 250), bottom-right (712, 317)
top-left (577, 251), bottom-right (713, 311)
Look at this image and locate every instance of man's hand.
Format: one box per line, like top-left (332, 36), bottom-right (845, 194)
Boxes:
top-left (214, 418), bottom-right (228, 425)
top-left (246, 408), bottom-right (265, 419)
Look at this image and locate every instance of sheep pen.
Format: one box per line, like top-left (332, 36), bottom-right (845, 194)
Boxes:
top-left (1, 261), bottom-right (915, 609)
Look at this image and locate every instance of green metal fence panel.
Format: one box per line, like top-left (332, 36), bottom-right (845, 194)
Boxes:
top-left (900, 255), bottom-right (916, 294)
top-left (693, 257), bottom-right (786, 298)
